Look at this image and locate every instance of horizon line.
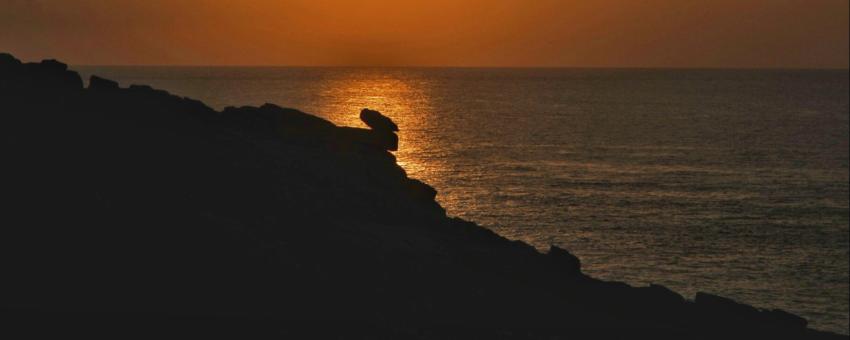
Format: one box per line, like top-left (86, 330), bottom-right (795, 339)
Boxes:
top-left (70, 64), bottom-right (850, 71)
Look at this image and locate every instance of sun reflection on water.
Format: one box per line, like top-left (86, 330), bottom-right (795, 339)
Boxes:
top-left (309, 70), bottom-right (442, 185)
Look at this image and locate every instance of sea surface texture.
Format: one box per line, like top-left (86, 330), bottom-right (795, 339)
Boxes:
top-left (76, 66), bottom-right (850, 334)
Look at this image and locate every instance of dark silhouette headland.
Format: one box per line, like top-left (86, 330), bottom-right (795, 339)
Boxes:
top-left (0, 53), bottom-right (843, 339)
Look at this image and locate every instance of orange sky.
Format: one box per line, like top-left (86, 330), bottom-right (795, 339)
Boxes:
top-left (1, 0), bottom-right (848, 68)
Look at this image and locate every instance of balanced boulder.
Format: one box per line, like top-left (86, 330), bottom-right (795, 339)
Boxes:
top-left (357, 109), bottom-right (400, 151)
top-left (360, 108), bottom-right (399, 132)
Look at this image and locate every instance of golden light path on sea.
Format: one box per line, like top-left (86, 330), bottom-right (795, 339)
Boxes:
top-left (308, 71), bottom-right (444, 189)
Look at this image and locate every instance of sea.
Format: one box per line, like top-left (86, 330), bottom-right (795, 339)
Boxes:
top-left (75, 66), bottom-right (850, 334)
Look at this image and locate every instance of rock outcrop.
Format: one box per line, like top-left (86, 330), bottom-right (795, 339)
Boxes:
top-left (0, 52), bottom-right (843, 339)
top-left (361, 108), bottom-right (399, 132)
top-left (358, 108), bottom-right (399, 151)
top-left (549, 245), bottom-right (582, 277)
top-left (89, 75), bottom-right (120, 91)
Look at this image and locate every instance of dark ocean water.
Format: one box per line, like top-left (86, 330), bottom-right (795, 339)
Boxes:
top-left (76, 66), bottom-right (850, 334)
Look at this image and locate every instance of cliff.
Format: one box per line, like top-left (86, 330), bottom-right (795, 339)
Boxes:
top-left (0, 53), bottom-right (842, 339)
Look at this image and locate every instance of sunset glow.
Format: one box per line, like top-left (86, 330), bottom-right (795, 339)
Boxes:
top-left (2, 0), bottom-right (848, 68)
top-left (311, 71), bottom-right (437, 181)
top-left (3, 0), bottom-right (850, 335)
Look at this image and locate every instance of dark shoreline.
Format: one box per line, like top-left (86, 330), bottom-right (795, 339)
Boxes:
top-left (1, 53), bottom-right (844, 339)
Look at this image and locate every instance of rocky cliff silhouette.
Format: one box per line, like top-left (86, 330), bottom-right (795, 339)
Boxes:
top-left (0, 53), bottom-right (843, 339)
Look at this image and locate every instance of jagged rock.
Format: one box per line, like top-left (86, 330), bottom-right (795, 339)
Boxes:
top-left (360, 108), bottom-right (399, 132)
top-left (630, 284), bottom-right (688, 311)
top-left (0, 53), bottom-right (22, 68)
top-left (352, 109), bottom-right (400, 151)
top-left (39, 59), bottom-right (68, 72)
top-left (129, 84), bottom-right (154, 91)
top-left (2, 57), bottom-right (84, 91)
top-left (128, 84), bottom-right (170, 97)
top-left (696, 292), bottom-right (761, 319)
top-left (89, 75), bottom-right (119, 91)
top-left (647, 284), bottom-right (686, 305)
top-left (694, 292), bottom-right (810, 331)
top-left (0, 54), bottom-right (22, 88)
top-left (337, 126), bottom-right (399, 151)
top-left (179, 97), bottom-right (215, 116)
top-left (549, 245), bottom-right (582, 276)
top-left (220, 105), bottom-right (401, 151)
top-left (407, 178), bottom-right (438, 201)
top-left (259, 103), bottom-right (336, 131)
top-left (764, 309), bottom-right (809, 330)
top-left (0, 52), bottom-right (842, 339)
top-left (220, 104), bottom-right (338, 142)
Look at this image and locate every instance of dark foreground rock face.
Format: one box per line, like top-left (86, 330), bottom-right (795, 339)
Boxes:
top-left (0, 52), bottom-right (843, 339)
